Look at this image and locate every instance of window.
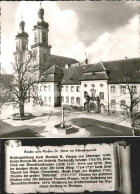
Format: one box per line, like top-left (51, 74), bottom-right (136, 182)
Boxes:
top-left (61, 86), bottom-right (64, 92)
top-left (43, 54), bottom-right (47, 62)
top-left (91, 84), bottom-right (95, 88)
top-left (48, 85), bottom-right (51, 92)
top-left (61, 97), bottom-right (64, 103)
top-left (34, 32), bottom-right (37, 43)
top-left (111, 99), bottom-right (116, 108)
top-left (91, 88), bottom-right (96, 97)
top-left (44, 96), bottom-right (47, 102)
top-left (42, 32), bottom-right (46, 44)
top-left (34, 53), bottom-right (37, 62)
top-left (40, 86), bottom-right (43, 91)
top-left (71, 97), bottom-right (74, 104)
top-left (49, 97), bottom-right (51, 103)
top-left (84, 91), bottom-right (88, 99)
top-left (131, 85), bottom-right (137, 94)
top-left (76, 86), bottom-right (80, 92)
top-left (44, 86), bottom-right (47, 91)
top-left (71, 86), bottom-right (74, 92)
top-left (66, 86), bottom-right (69, 92)
top-left (16, 43), bottom-right (18, 51)
top-left (22, 43), bottom-right (26, 51)
top-left (120, 100), bottom-right (125, 109)
top-left (99, 92), bottom-right (104, 100)
top-left (84, 84), bottom-right (87, 88)
top-left (76, 97), bottom-right (80, 105)
top-left (100, 84), bottom-right (103, 87)
top-left (120, 86), bottom-right (126, 94)
top-left (111, 85), bottom-right (116, 93)
top-left (66, 96), bottom-right (69, 103)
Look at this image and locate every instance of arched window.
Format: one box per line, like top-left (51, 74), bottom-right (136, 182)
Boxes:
top-left (42, 32), bottom-right (46, 44)
top-left (22, 43), bottom-right (26, 51)
top-left (66, 86), bottom-right (69, 92)
top-left (40, 86), bottom-right (43, 91)
top-left (61, 86), bottom-right (64, 91)
top-left (44, 96), bottom-right (47, 102)
top-left (16, 43), bottom-right (18, 51)
top-left (44, 86), bottom-right (47, 91)
top-left (66, 96), bottom-right (69, 103)
top-left (76, 97), bottom-right (80, 105)
top-left (49, 97), bottom-right (51, 103)
top-left (84, 91), bottom-right (88, 99)
top-left (71, 86), bottom-right (74, 92)
top-left (71, 97), bottom-right (74, 104)
top-left (34, 32), bottom-right (37, 43)
top-left (33, 52), bottom-right (37, 62)
top-left (76, 86), bottom-right (80, 92)
top-left (48, 85), bottom-right (51, 92)
top-left (61, 97), bottom-right (64, 103)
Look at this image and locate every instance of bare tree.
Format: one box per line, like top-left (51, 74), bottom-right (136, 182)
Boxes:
top-left (1, 49), bottom-right (41, 118)
top-left (120, 74), bottom-right (140, 136)
top-left (109, 64), bottom-right (140, 136)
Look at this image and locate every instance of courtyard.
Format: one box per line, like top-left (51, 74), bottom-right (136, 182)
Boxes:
top-left (0, 102), bottom-right (139, 137)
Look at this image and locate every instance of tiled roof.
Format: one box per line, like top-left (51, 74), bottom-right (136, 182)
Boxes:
top-left (41, 65), bottom-right (64, 82)
top-left (40, 54), bottom-right (78, 73)
top-left (81, 71), bottom-right (108, 81)
top-left (84, 62), bottom-right (106, 73)
top-left (61, 64), bottom-right (93, 85)
top-left (40, 54), bottom-right (78, 82)
top-left (50, 55), bottom-right (77, 66)
top-left (103, 58), bottom-right (140, 83)
top-left (61, 58), bottom-right (140, 84)
top-left (41, 74), bottom-right (64, 82)
top-left (45, 65), bottom-right (63, 75)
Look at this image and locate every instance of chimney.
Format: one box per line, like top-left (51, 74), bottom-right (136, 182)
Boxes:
top-left (65, 64), bottom-right (70, 69)
top-left (85, 57), bottom-right (88, 64)
top-left (85, 51), bottom-right (88, 64)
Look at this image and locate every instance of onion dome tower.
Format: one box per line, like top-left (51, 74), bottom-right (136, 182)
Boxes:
top-left (15, 17), bottom-right (29, 52)
top-left (31, 3), bottom-right (52, 75)
top-left (31, 3), bottom-right (51, 51)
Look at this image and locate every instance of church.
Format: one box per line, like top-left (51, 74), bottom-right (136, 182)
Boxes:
top-left (14, 4), bottom-right (140, 114)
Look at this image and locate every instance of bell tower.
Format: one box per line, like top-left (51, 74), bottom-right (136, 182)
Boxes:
top-left (15, 17), bottom-right (29, 52)
top-left (31, 3), bottom-right (51, 74)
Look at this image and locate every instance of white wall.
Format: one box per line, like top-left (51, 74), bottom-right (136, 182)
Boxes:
top-left (109, 83), bottom-right (140, 112)
top-left (38, 82), bottom-right (54, 106)
top-left (61, 85), bottom-right (81, 106)
top-left (37, 81), bottom-right (140, 112)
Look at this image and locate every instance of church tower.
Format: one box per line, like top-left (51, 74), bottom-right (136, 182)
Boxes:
top-left (15, 17), bottom-right (29, 52)
top-left (31, 3), bottom-right (51, 74)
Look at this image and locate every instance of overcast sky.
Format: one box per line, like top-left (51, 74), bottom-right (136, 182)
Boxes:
top-left (1, 1), bottom-right (140, 73)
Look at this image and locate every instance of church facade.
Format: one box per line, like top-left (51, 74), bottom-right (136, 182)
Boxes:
top-left (14, 5), bottom-right (140, 114)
